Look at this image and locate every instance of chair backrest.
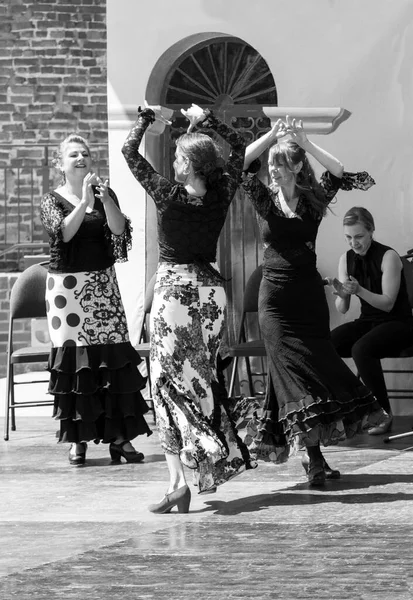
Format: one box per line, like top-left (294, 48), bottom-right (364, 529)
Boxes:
top-left (401, 255), bottom-right (413, 309)
top-left (243, 264), bottom-right (263, 313)
top-left (10, 263), bottom-right (48, 320)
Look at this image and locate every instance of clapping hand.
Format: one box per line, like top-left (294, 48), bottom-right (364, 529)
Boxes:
top-left (341, 276), bottom-right (360, 296)
top-left (181, 103), bottom-right (207, 133)
top-left (94, 176), bottom-right (110, 205)
top-left (82, 172), bottom-right (97, 209)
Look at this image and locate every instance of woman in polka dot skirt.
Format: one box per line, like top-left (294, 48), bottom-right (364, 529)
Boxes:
top-left (40, 134), bottom-right (152, 466)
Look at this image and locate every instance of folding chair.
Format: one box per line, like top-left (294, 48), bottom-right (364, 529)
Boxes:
top-left (227, 265), bottom-right (267, 397)
top-left (4, 262), bottom-right (52, 441)
top-left (383, 252), bottom-right (413, 442)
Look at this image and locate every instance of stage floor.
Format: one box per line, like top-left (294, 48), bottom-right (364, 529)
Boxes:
top-left (1, 413), bottom-right (413, 599)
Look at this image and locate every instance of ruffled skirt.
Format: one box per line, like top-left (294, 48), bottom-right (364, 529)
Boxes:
top-left (46, 266), bottom-right (152, 443)
top-left (245, 270), bottom-right (386, 463)
top-left (150, 263), bottom-right (255, 493)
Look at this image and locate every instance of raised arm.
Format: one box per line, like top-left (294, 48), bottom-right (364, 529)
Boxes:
top-left (285, 116), bottom-right (344, 178)
top-left (182, 103), bottom-right (246, 183)
top-left (121, 108), bottom-right (174, 203)
top-left (243, 120), bottom-right (285, 170)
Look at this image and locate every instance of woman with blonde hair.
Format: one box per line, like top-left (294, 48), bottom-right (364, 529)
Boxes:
top-left (41, 133), bottom-right (152, 465)
top-left (331, 206), bottom-right (413, 435)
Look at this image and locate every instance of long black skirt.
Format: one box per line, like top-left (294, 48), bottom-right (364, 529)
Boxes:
top-left (245, 268), bottom-right (385, 463)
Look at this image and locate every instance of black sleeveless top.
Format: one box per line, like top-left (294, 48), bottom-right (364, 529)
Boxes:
top-left (346, 240), bottom-right (411, 323)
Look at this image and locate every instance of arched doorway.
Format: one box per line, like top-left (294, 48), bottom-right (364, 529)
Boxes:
top-left (146, 34), bottom-right (277, 347)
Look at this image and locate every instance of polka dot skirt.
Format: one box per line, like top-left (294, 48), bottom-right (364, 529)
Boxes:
top-left (46, 266), bottom-right (130, 347)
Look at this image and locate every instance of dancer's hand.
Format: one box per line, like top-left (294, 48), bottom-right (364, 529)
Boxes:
top-left (181, 103), bottom-right (207, 133)
top-left (143, 101), bottom-right (172, 125)
top-left (284, 115), bottom-right (308, 147)
top-left (269, 119), bottom-right (288, 143)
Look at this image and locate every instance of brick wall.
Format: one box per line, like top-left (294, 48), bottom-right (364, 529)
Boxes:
top-left (0, 0), bottom-right (109, 377)
top-left (0, 0), bottom-right (108, 144)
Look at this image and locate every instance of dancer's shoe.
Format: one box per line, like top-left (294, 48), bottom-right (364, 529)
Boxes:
top-left (148, 485), bottom-right (191, 514)
top-left (301, 452), bottom-right (340, 480)
top-left (367, 413), bottom-right (393, 436)
top-left (69, 442), bottom-right (87, 466)
top-left (199, 486), bottom-right (217, 495)
top-left (109, 441), bottom-right (144, 463)
top-left (301, 453), bottom-right (325, 487)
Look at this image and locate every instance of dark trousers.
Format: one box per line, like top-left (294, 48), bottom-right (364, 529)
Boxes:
top-left (330, 319), bottom-right (413, 413)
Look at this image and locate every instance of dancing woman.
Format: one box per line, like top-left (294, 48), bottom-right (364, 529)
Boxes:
top-left (241, 117), bottom-right (387, 485)
top-left (122, 103), bottom-right (254, 512)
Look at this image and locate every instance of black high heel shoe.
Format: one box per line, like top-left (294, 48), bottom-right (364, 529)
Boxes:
top-left (69, 442), bottom-right (87, 466)
top-left (301, 452), bottom-right (340, 481)
top-left (148, 485), bottom-right (191, 514)
top-left (109, 441), bottom-right (144, 463)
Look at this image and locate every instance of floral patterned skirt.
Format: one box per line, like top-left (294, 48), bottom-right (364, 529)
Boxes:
top-left (150, 262), bottom-right (254, 493)
top-left (46, 266), bottom-right (152, 443)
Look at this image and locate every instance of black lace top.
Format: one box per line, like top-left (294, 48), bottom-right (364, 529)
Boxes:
top-left (121, 108), bottom-right (246, 265)
top-left (40, 188), bottom-right (132, 274)
top-left (242, 170), bottom-right (375, 273)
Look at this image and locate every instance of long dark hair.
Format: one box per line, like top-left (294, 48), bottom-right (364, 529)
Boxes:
top-left (268, 140), bottom-right (329, 217)
top-left (176, 133), bottom-right (224, 188)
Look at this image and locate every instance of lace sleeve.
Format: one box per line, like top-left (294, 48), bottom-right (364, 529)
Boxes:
top-left (121, 108), bottom-right (174, 206)
top-left (40, 192), bottom-right (65, 240)
top-left (103, 188), bottom-right (132, 263)
top-left (241, 172), bottom-right (273, 218)
top-left (199, 110), bottom-right (246, 184)
top-left (319, 170), bottom-right (376, 204)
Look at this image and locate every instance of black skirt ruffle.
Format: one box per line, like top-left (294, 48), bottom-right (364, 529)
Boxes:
top-left (48, 342), bottom-right (152, 443)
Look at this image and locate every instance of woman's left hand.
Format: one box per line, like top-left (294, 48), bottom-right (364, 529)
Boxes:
top-left (285, 115), bottom-right (308, 147)
top-left (181, 103), bottom-right (207, 133)
top-left (95, 177), bottom-right (111, 205)
top-left (342, 276), bottom-right (360, 295)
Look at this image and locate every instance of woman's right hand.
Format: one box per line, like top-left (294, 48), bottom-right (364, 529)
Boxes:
top-left (143, 101), bottom-right (172, 125)
top-left (81, 172), bottom-right (97, 209)
top-left (269, 119), bottom-right (288, 143)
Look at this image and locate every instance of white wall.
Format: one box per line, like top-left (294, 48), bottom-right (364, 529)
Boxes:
top-left (107, 0), bottom-right (413, 412)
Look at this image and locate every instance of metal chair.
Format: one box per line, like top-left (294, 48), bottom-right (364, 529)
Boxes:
top-left (4, 262), bottom-right (52, 441)
top-left (227, 265), bottom-right (267, 397)
top-left (135, 273), bottom-right (156, 419)
top-left (384, 252), bottom-right (413, 442)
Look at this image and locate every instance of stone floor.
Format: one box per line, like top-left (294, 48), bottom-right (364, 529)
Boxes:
top-left (1, 410), bottom-right (413, 599)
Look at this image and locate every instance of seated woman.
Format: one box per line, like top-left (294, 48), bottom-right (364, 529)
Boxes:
top-left (330, 206), bottom-right (413, 434)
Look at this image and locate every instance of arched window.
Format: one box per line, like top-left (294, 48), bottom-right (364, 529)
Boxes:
top-left (162, 39), bottom-right (277, 107)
